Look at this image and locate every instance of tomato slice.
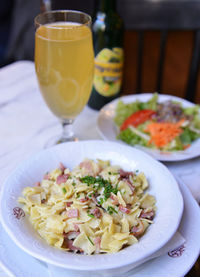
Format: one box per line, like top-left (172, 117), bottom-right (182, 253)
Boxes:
top-left (120, 110), bottom-right (156, 131)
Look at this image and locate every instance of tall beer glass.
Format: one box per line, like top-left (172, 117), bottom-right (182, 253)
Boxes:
top-left (35, 10), bottom-right (94, 143)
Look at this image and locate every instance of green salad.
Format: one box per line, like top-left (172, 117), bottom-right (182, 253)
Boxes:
top-left (114, 94), bottom-right (200, 151)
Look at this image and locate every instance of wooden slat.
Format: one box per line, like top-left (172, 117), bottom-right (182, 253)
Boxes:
top-left (137, 31), bottom-right (144, 93)
top-left (157, 31), bottom-right (168, 93)
top-left (185, 30), bottom-right (200, 102)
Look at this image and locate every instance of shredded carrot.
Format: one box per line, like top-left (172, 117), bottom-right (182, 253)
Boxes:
top-left (145, 120), bottom-right (184, 147)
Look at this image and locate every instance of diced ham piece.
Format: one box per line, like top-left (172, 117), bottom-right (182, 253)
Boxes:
top-left (79, 197), bottom-right (89, 203)
top-left (140, 210), bottom-right (154, 220)
top-left (66, 201), bottom-right (73, 207)
top-left (63, 231), bottom-right (80, 240)
top-left (73, 223), bottom-right (80, 232)
top-left (119, 205), bottom-right (131, 214)
top-left (126, 179), bottom-right (135, 193)
top-left (110, 193), bottom-right (119, 205)
top-left (126, 204), bottom-right (132, 209)
top-left (79, 160), bottom-right (100, 176)
top-left (62, 236), bottom-right (83, 252)
top-left (67, 240), bottom-right (83, 252)
top-left (59, 162), bottom-right (66, 172)
top-left (43, 173), bottom-right (50, 180)
top-left (94, 236), bottom-right (101, 245)
top-left (94, 236), bottom-right (101, 253)
top-left (67, 209), bottom-right (79, 218)
top-left (119, 169), bottom-right (135, 194)
top-left (56, 174), bottom-right (69, 184)
top-left (119, 169), bottom-right (134, 179)
top-left (79, 160), bottom-right (93, 171)
top-left (91, 208), bottom-right (102, 218)
top-left (131, 221), bottom-right (144, 238)
top-left (35, 182), bottom-right (40, 187)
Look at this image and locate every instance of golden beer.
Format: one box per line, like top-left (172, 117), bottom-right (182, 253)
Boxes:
top-left (35, 22), bottom-right (94, 120)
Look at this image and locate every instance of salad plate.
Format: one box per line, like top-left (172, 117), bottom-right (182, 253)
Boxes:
top-left (0, 141), bottom-right (183, 275)
top-left (97, 93), bottom-right (200, 161)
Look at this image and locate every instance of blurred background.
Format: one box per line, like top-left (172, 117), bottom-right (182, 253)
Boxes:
top-left (0, 0), bottom-right (200, 103)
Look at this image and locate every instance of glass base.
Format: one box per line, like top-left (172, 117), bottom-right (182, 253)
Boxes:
top-left (56, 136), bottom-right (76, 144)
top-left (44, 135), bottom-right (79, 148)
top-left (44, 118), bottom-right (78, 148)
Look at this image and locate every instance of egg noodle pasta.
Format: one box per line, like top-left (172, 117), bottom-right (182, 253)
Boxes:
top-left (18, 159), bottom-right (156, 255)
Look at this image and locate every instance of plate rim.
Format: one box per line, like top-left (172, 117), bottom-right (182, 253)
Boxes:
top-left (0, 140), bottom-right (184, 270)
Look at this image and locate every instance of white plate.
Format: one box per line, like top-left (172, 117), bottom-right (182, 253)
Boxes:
top-left (97, 93), bottom-right (200, 161)
top-left (0, 141), bottom-right (183, 273)
top-left (0, 224), bottom-right (49, 277)
top-left (0, 179), bottom-right (199, 277)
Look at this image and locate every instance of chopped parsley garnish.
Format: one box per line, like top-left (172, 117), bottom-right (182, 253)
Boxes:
top-left (103, 183), bottom-right (113, 199)
top-left (72, 182), bottom-right (76, 186)
top-left (80, 176), bottom-right (107, 187)
top-left (107, 206), bottom-right (118, 214)
top-left (97, 197), bottom-right (104, 205)
top-left (96, 177), bottom-right (108, 188)
top-left (62, 187), bottom-right (66, 194)
top-left (80, 176), bottom-right (96, 185)
top-left (87, 213), bottom-right (95, 218)
top-left (112, 184), bottom-right (118, 195)
top-left (87, 236), bottom-right (94, 245)
top-left (104, 183), bottom-right (118, 200)
top-left (80, 176), bottom-right (119, 201)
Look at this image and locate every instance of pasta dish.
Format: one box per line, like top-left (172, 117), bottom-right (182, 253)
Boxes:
top-left (18, 159), bottom-right (156, 255)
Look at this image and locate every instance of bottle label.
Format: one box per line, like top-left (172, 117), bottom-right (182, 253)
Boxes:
top-left (94, 47), bottom-right (124, 97)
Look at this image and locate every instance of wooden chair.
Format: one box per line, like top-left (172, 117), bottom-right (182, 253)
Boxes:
top-left (118, 0), bottom-right (200, 103)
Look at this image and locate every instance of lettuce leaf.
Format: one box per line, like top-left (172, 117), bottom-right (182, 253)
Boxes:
top-left (145, 93), bottom-right (158, 110)
top-left (117, 128), bottom-right (148, 147)
top-left (180, 127), bottom-right (200, 144)
top-left (114, 100), bottom-right (140, 126)
top-left (183, 105), bottom-right (200, 116)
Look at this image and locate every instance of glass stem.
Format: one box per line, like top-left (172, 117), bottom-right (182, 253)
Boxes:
top-left (60, 119), bottom-right (74, 142)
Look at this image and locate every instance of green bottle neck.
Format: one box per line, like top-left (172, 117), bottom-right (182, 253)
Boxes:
top-left (97, 0), bottom-right (116, 12)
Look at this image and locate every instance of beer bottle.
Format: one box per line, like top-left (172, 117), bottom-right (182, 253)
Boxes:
top-left (88, 0), bottom-right (124, 110)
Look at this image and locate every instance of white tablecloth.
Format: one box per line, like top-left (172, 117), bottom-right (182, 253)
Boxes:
top-left (0, 61), bottom-right (199, 277)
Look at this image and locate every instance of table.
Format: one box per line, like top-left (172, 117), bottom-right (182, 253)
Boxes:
top-left (0, 61), bottom-right (199, 277)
